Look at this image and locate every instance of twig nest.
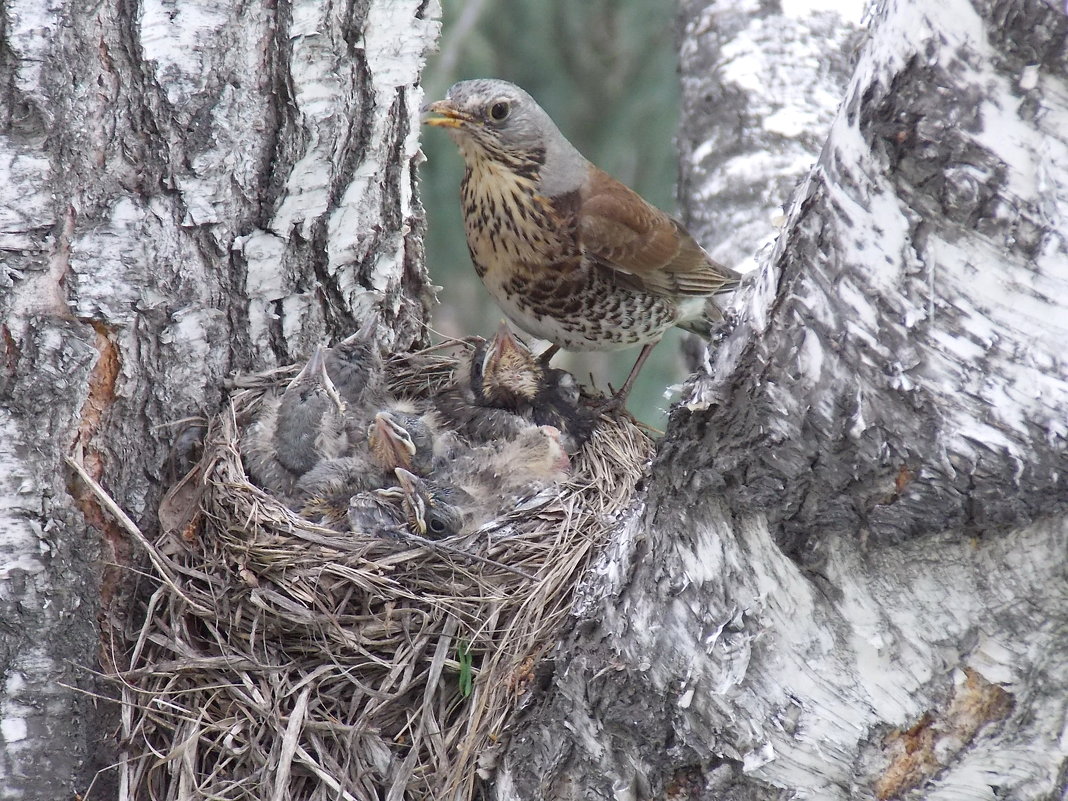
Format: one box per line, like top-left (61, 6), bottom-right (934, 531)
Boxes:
top-left (118, 339), bottom-right (653, 800)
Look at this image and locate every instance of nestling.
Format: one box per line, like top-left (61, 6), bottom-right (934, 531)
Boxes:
top-left (241, 346), bottom-right (347, 499)
top-left (323, 316), bottom-right (389, 413)
top-left (433, 322), bottom-right (594, 451)
top-left (478, 322), bottom-right (596, 452)
top-left (424, 78), bottom-right (741, 404)
top-left (433, 332), bottom-right (538, 443)
top-left (393, 467), bottom-right (467, 540)
top-left (437, 424), bottom-right (572, 529)
top-left (341, 468), bottom-right (465, 540)
top-left (298, 405), bottom-right (441, 527)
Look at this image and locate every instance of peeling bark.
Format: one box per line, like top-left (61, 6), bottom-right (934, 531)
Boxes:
top-left (0, 0), bottom-right (439, 796)
top-left (676, 0), bottom-right (864, 269)
top-left (497, 1), bottom-right (1068, 799)
top-left (674, 0), bottom-right (1068, 554)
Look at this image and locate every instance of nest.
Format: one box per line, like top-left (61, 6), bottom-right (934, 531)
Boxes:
top-left (112, 341), bottom-right (653, 801)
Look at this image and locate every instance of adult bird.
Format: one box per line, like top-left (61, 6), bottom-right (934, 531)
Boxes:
top-left (423, 78), bottom-right (741, 405)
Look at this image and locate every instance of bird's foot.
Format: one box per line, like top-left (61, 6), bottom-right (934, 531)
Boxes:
top-left (592, 390), bottom-right (632, 418)
top-left (596, 342), bottom-right (654, 417)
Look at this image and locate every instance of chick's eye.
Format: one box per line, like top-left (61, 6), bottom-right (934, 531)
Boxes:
top-left (489, 101), bottom-right (510, 121)
top-left (429, 517), bottom-right (448, 534)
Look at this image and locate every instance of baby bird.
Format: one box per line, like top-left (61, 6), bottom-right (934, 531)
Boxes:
top-left (433, 322), bottom-right (596, 446)
top-left (394, 468), bottom-right (467, 540)
top-left (478, 321), bottom-right (542, 409)
top-left (242, 346), bottom-right (347, 500)
top-left (368, 406), bottom-right (442, 475)
top-left (433, 330), bottom-right (535, 443)
top-left (298, 405), bottom-right (444, 528)
top-left (343, 468), bottom-right (466, 540)
top-left (345, 484), bottom-right (410, 537)
top-left (323, 316), bottom-right (389, 413)
top-left (440, 425), bottom-right (572, 530)
top-left (479, 322), bottom-right (597, 452)
top-left (537, 369), bottom-right (596, 450)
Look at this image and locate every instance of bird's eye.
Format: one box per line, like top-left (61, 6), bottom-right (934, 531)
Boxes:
top-left (428, 517), bottom-right (449, 535)
top-left (489, 101), bottom-right (510, 122)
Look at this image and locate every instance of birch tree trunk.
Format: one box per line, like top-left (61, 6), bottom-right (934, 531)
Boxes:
top-left (496, 1), bottom-right (1068, 799)
top-left (0, 1), bottom-right (438, 797)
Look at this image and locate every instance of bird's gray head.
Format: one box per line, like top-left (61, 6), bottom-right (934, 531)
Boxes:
top-left (280, 345), bottom-right (345, 418)
top-left (424, 79), bottom-right (585, 183)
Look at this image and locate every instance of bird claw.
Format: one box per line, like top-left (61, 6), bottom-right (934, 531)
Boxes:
top-left (592, 393), bottom-right (625, 416)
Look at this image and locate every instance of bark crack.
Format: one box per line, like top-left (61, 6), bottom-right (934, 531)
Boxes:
top-left (67, 321), bottom-right (129, 586)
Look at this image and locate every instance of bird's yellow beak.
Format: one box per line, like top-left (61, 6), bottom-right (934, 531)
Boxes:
top-left (394, 468), bottom-right (428, 535)
top-left (422, 99), bottom-right (466, 128)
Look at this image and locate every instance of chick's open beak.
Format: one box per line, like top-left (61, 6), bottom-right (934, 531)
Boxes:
top-left (482, 321), bottom-right (527, 379)
top-left (422, 99), bottom-right (467, 128)
top-left (297, 345), bottom-right (345, 413)
top-left (491, 321), bottom-right (526, 363)
top-left (369, 412), bottom-right (415, 471)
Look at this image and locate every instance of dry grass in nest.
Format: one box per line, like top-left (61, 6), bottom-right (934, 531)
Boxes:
top-left (110, 341), bottom-right (653, 801)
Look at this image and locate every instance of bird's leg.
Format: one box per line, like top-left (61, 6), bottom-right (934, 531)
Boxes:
top-left (599, 342), bottom-right (657, 412)
top-left (537, 344), bottom-right (561, 365)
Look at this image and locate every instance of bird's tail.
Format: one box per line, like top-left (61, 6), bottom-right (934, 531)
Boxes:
top-left (677, 294), bottom-right (733, 339)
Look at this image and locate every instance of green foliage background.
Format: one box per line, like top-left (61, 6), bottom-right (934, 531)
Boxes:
top-left (421, 0), bottom-right (686, 427)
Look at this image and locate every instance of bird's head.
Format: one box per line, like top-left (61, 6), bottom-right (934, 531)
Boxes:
top-left (287, 346), bottom-right (344, 409)
top-left (395, 468), bottom-right (467, 539)
top-left (367, 410), bottom-right (419, 472)
top-left (325, 313), bottom-right (387, 405)
top-left (543, 369), bottom-right (582, 406)
top-left (499, 425), bottom-right (571, 481)
top-left (529, 425), bottom-right (572, 477)
top-left (424, 79), bottom-right (582, 181)
top-left (535, 368), bottom-right (597, 453)
top-left (480, 321), bottom-right (541, 408)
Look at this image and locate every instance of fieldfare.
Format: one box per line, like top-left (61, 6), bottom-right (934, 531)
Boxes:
top-left (424, 78), bottom-right (741, 404)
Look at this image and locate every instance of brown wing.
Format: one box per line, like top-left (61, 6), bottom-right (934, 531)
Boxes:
top-left (566, 169), bottom-right (739, 297)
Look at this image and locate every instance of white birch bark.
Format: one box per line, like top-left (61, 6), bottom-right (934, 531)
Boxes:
top-left (495, 0), bottom-right (1068, 799)
top-left (0, 0), bottom-right (439, 796)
